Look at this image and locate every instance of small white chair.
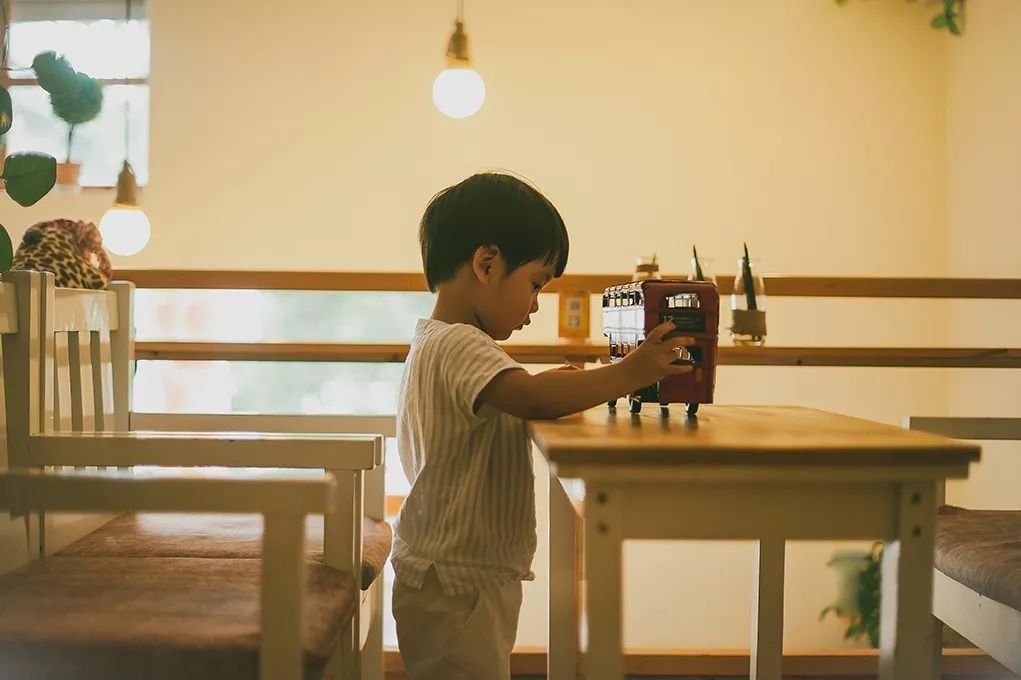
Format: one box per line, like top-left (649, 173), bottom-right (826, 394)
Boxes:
top-left (1, 270), bottom-right (386, 678)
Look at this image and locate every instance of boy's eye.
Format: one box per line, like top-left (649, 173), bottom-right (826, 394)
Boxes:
top-left (533, 283), bottom-right (543, 291)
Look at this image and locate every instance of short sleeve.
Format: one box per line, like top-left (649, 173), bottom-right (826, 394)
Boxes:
top-left (438, 324), bottom-right (523, 419)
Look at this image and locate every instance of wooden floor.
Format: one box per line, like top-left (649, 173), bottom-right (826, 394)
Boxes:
top-left (382, 647), bottom-right (1017, 679)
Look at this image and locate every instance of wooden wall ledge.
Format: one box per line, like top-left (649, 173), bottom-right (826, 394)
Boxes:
top-left (134, 342), bottom-right (1021, 369)
top-left (113, 270), bottom-right (1021, 299)
top-left (382, 647), bottom-right (1011, 677)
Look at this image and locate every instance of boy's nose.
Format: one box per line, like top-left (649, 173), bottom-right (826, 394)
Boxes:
top-left (530, 298), bottom-right (539, 313)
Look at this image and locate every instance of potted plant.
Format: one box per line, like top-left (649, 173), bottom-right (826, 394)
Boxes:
top-left (820, 542), bottom-right (882, 647)
top-left (31, 52), bottom-right (103, 186)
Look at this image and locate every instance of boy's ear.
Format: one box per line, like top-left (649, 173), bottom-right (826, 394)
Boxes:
top-left (472, 245), bottom-right (502, 284)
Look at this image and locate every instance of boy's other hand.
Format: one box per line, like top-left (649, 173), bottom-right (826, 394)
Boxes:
top-left (624, 321), bottom-right (695, 384)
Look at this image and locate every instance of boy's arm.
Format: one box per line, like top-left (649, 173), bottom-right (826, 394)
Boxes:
top-left (479, 322), bottom-right (694, 420)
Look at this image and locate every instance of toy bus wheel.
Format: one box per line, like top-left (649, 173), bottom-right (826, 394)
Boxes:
top-left (685, 403), bottom-right (700, 416)
top-left (660, 404), bottom-right (670, 417)
top-left (629, 397), bottom-right (642, 414)
top-left (607, 399), bottom-right (618, 409)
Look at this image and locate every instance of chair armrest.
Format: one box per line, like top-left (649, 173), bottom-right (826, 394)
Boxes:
top-left (29, 430), bottom-right (382, 469)
top-left (0, 467), bottom-right (334, 515)
top-left (131, 412), bottom-right (397, 439)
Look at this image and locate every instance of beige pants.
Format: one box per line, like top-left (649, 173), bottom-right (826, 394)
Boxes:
top-left (392, 568), bottom-right (523, 680)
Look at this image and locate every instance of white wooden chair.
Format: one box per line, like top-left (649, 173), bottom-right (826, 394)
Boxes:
top-left (907, 416), bottom-right (1021, 675)
top-left (0, 467), bottom-right (336, 680)
top-left (0, 270), bottom-right (386, 679)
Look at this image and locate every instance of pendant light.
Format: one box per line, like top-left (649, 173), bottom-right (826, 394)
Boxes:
top-left (98, 0), bottom-right (150, 256)
top-left (432, 0), bottom-right (485, 119)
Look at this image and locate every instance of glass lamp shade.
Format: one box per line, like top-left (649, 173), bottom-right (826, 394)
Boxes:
top-left (99, 205), bottom-right (151, 256)
top-left (432, 67), bottom-right (485, 119)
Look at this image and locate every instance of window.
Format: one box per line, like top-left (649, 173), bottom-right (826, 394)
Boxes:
top-left (1, 0), bottom-right (150, 186)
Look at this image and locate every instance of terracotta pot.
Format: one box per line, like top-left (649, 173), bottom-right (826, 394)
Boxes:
top-left (56, 162), bottom-right (80, 186)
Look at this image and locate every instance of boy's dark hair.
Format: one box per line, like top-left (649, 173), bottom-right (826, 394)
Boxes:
top-left (419, 172), bottom-right (569, 292)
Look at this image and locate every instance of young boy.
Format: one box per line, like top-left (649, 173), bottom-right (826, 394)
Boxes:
top-left (392, 172), bottom-right (693, 680)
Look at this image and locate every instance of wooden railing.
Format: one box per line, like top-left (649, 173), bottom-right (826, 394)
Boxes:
top-left (115, 270), bottom-right (1021, 369)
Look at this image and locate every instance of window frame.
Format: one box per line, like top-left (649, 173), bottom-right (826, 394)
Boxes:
top-left (0, 0), bottom-right (150, 189)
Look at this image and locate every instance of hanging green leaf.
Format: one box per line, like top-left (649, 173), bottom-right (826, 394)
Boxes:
top-left (0, 225), bottom-right (12, 272)
top-left (0, 85), bottom-right (12, 136)
top-left (31, 52), bottom-right (82, 98)
top-left (835, 0), bottom-right (966, 35)
top-left (2, 152), bottom-right (57, 207)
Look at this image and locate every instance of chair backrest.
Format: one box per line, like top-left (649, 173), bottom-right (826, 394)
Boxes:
top-left (48, 279), bottom-right (133, 438)
top-left (2, 271), bottom-right (134, 465)
top-left (1, 271), bottom-right (134, 567)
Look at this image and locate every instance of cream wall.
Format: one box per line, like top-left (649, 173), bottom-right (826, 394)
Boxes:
top-left (943, 0), bottom-right (1021, 512)
top-left (4, 0), bottom-right (971, 650)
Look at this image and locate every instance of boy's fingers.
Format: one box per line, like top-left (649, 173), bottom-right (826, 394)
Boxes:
top-left (665, 336), bottom-right (695, 348)
top-left (646, 321), bottom-right (676, 342)
top-left (667, 364), bottom-right (695, 375)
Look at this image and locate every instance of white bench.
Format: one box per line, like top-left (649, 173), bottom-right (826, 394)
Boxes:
top-left (0, 270), bottom-right (389, 679)
top-left (907, 416), bottom-right (1021, 676)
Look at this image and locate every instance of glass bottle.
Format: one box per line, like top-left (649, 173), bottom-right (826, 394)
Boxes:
top-left (632, 255), bottom-right (661, 281)
top-left (730, 256), bottom-right (767, 346)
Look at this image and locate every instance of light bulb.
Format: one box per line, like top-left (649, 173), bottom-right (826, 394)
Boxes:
top-left (99, 205), bottom-right (151, 256)
top-left (433, 67), bottom-right (486, 119)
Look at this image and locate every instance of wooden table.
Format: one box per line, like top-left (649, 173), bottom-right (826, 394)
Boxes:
top-left (530, 406), bottom-right (980, 680)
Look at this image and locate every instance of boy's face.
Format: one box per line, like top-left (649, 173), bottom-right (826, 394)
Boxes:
top-left (476, 253), bottom-right (555, 341)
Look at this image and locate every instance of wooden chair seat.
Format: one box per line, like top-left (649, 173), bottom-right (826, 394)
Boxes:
top-left (58, 512), bottom-right (393, 589)
top-left (936, 505), bottom-right (1021, 611)
top-left (0, 555), bottom-right (356, 680)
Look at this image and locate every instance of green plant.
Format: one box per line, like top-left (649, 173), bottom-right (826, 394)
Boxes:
top-left (821, 542), bottom-right (882, 647)
top-left (835, 0), bottom-right (965, 35)
top-left (32, 52), bottom-right (104, 163)
top-left (0, 12), bottom-right (60, 269)
top-left (741, 243), bottom-right (758, 311)
top-left (692, 245), bottom-right (706, 282)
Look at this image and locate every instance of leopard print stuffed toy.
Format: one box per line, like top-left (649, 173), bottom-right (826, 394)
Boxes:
top-left (11, 219), bottom-right (113, 289)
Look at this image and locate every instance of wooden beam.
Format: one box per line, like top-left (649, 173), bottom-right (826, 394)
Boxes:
top-left (116, 270), bottom-right (431, 292)
top-left (3, 77), bottom-right (148, 87)
top-left (133, 342), bottom-right (1021, 369)
top-left (112, 270), bottom-right (1021, 299)
top-left (382, 647), bottom-right (1011, 677)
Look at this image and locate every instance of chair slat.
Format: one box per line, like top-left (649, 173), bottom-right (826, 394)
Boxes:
top-left (91, 331), bottom-right (116, 433)
top-left (76, 331), bottom-right (97, 433)
top-left (53, 333), bottom-right (73, 434)
top-left (67, 332), bottom-right (85, 433)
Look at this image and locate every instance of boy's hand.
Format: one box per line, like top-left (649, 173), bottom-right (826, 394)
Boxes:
top-left (622, 321), bottom-right (695, 385)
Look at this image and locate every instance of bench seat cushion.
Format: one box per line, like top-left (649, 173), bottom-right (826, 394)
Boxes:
top-left (0, 556), bottom-right (356, 680)
top-left (58, 513), bottom-right (393, 589)
top-left (936, 505), bottom-right (1021, 611)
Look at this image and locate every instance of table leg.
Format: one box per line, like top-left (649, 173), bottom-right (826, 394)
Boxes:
top-left (549, 474), bottom-right (580, 680)
top-left (584, 483), bottom-right (624, 680)
top-left (880, 482), bottom-right (938, 680)
top-left (751, 538), bottom-right (785, 680)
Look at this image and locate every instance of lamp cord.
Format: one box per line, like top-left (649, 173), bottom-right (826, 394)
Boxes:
top-left (457, 0), bottom-right (463, 22)
top-left (123, 0), bottom-right (132, 160)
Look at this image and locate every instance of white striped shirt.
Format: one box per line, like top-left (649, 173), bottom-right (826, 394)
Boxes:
top-left (392, 319), bottom-right (537, 596)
